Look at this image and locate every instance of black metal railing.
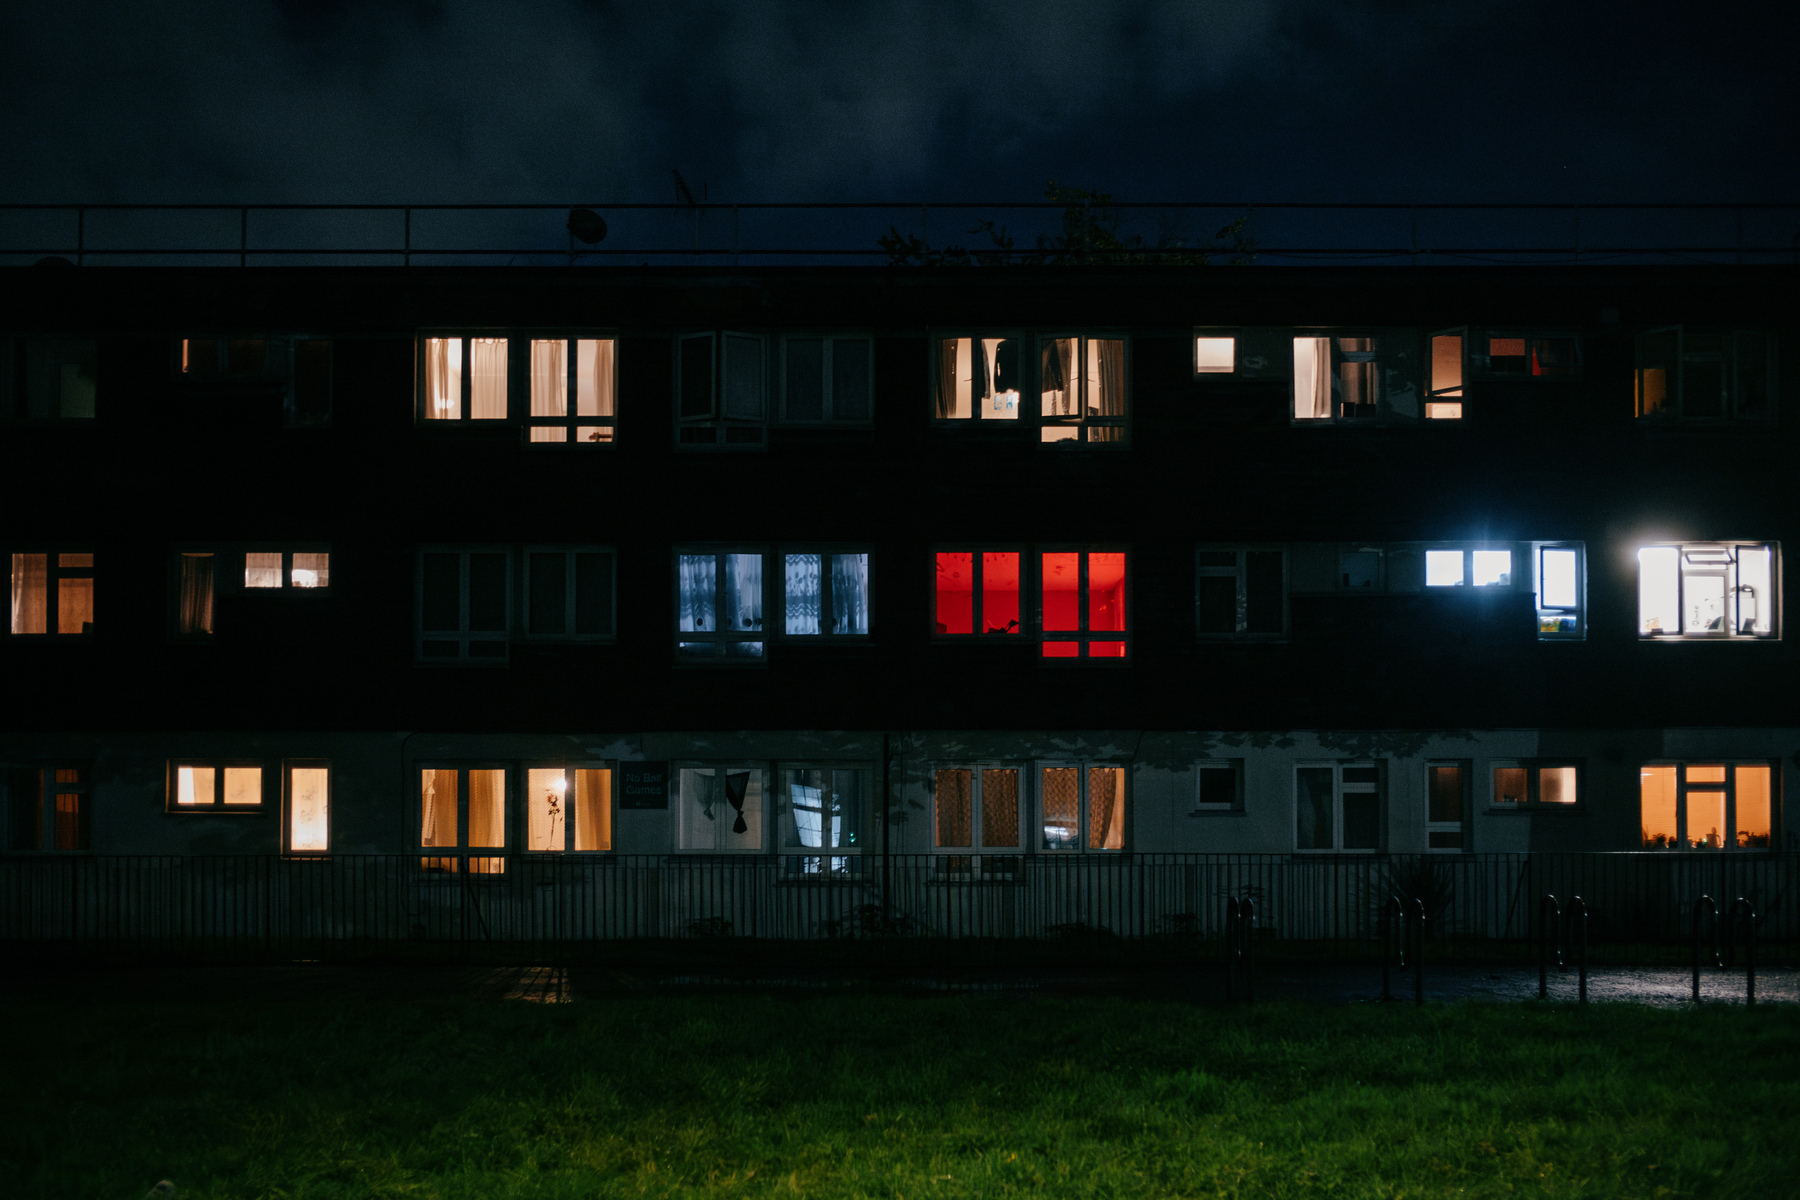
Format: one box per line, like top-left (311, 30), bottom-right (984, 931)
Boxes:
top-left (1, 852), bottom-right (1794, 962)
top-left (2, 202), bottom-right (1797, 267)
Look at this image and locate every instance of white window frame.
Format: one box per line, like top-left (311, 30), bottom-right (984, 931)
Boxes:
top-left (931, 332), bottom-right (1026, 423)
top-left (1425, 761), bottom-right (1470, 852)
top-left (777, 548), bottom-right (871, 639)
top-left (778, 334), bottom-right (874, 424)
top-left (676, 763), bottom-right (769, 853)
top-left (416, 334), bottom-right (512, 422)
top-left (1036, 761), bottom-right (1128, 853)
top-left (522, 545), bottom-right (616, 642)
top-left (416, 546), bottom-right (512, 666)
top-left (1191, 760), bottom-right (1244, 813)
top-left (1294, 762), bottom-right (1383, 853)
top-left (1533, 542), bottom-right (1585, 640)
top-left (1036, 333), bottom-right (1130, 447)
top-left (521, 762), bottom-right (615, 854)
top-left (677, 331), bottom-right (767, 448)
top-left (1639, 761), bottom-right (1776, 851)
top-left (674, 547), bottom-right (769, 663)
top-left (524, 335), bottom-right (618, 445)
top-left (1636, 541), bottom-right (1778, 640)
top-left (1195, 546), bottom-right (1287, 640)
top-left (777, 763), bottom-right (873, 875)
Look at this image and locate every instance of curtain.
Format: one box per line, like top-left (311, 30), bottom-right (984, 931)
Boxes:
top-left (531, 339), bottom-right (566, 418)
top-left (420, 769), bottom-right (457, 847)
top-left (1040, 338), bottom-right (1074, 416)
top-left (10, 554), bottom-right (46, 634)
top-left (784, 554), bottom-right (821, 634)
top-left (981, 769), bottom-right (1019, 848)
top-left (935, 339), bottom-right (960, 419)
top-left (289, 767), bottom-right (329, 852)
top-left (469, 338), bottom-right (507, 419)
top-left (467, 768), bottom-right (505, 848)
top-left (678, 555), bottom-right (716, 632)
top-left (1293, 337), bottom-right (1331, 419)
top-left (831, 553), bottom-right (869, 634)
top-left (1041, 767), bottom-right (1079, 849)
top-left (1087, 767), bottom-right (1124, 850)
top-left (178, 553), bottom-right (214, 635)
top-left (724, 771), bottom-right (750, 834)
top-left (935, 769), bottom-right (972, 848)
top-left (244, 552), bottom-right (282, 589)
top-left (723, 553), bottom-right (763, 632)
top-left (426, 338), bottom-right (460, 420)
top-left (1091, 339), bottom-right (1126, 417)
top-left (572, 768), bottom-right (611, 851)
top-left (527, 768), bottom-right (563, 851)
top-left (577, 339), bottom-right (614, 417)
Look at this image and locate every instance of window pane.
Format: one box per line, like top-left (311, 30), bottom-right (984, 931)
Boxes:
top-left (291, 553), bottom-right (329, 589)
top-left (56, 577), bottom-right (93, 634)
top-left (1637, 547), bottom-right (1679, 634)
top-left (1041, 553), bottom-right (1080, 631)
top-left (469, 338), bottom-right (507, 419)
top-left (183, 338), bottom-right (218, 376)
top-left (983, 339), bottom-right (1020, 418)
top-left (1539, 767), bottom-right (1577, 806)
top-left (1428, 765), bottom-right (1463, 823)
top-left (936, 339), bottom-right (970, 420)
top-left (722, 335), bottom-right (764, 419)
top-left (785, 338), bottom-right (824, 420)
top-left (1738, 545), bottom-right (1773, 635)
top-left (832, 769), bottom-right (864, 851)
top-left (787, 769), bottom-right (827, 848)
top-left (1296, 767), bottom-right (1334, 849)
top-left (1425, 401), bottom-right (1463, 420)
top-left (1041, 767), bottom-right (1079, 850)
top-left (1087, 339), bottom-right (1126, 417)
top-left (1087, 552), bottom-right (1126, 633)
top-left (1087, 767), bottom-right (1124, 849)
top-left (574, 553), bottom-right (614, 636)
top-left (1688, 790), bottom-right (1725, 848)
top-left (1686, 764), bottom-right (1726, 784)
top-left (227, 338), bottom-right (266, 376)
top-left (1041, 338), bottom-right (1077, 417)
top-left (680, 336), bottom-right (714, 418)
top-left (425, 338), bottom-right (461, 420)
top-left (981, 552), bottom-right (1019, 634)
top-left (1042, 641), bottom-right (1080, 658)
top-left (224, 767), bottom-right (260, 806)
top-left (571, 768), bottom-right (611, 852)
top-left (1425, 550), bottom-right (1464, 587)
top-left (1540, 548), bottom-right (1578, 609)
top-left (679, 554), bottom-right (716, 633)
top-left (1197, 574), bottom-right (1236, 634)
top-left (1533, 336), bottom-right (1579, 378)
top-left (1194, 337), bottom-right (1234, 373)
top-left (1471, 550), bottom-right (1512, 587)
top-left (1733, 332), bottom-right (1771, 419)
top-left (178, 766), bottom-right (213, 806)
top-left (831, 338), bottom-right (872, 421)
top-left (1681, 553), bottom-right (1729, 634)
top-left (576, 340), bottom-right (614, 417)
top-left (934, 552), bottom-right (973, 635)
top-left (245, 552), bottom-right (282, 589)
top-left (1493, 767), bottom-right (1528, 804)
top-left (467, 554), bottom-right (507, 632)
top-left (1430, 334), bottom-right (1462, 394)
top-left (723, 553), bottom-right (763, 634)
top-left (289, 767), bottom-right (329, 851)
top-left (530, 553), bottom-right (567, 635)
top-left (421, 554), bottom-right (460, 632)
top-left (1089, 640), bottom-right (1127, 658)
top-left (1735, 765), bottom-right (1771, 848)
top-left (831, 553), bottom-right (869, 635)
top-left (531, 339), bottom-right (567, 418)
top-left (53, 790), bottom-right (86, 850)
top-left (10, 554), bottom-right (47, 634)
top-left (935, 769), bottom-right (972, 848)
top-left (1198, 767), bottom-right (1236, 807)
top-left (420, 769), bottom-right (458, 847)
top-left (468, 769), bottom-right (505, 848)
top-left (785, 554), bottom-right (821, 634)
top-left (1488, 336), bottom-right (1527, 373)
top-left (527, 768), bottom-right (566, 852)
top-left (1640, 765), bottom-right (1677, 848)
top-left (1342, 792), bottom-right (1380, 850)
top-left (981, 768), bottom-right (1019, 848)
top-left (1245, 551), bottom-right (1283, 633)
top-left (1636, 330), bottom-right (1677, 416)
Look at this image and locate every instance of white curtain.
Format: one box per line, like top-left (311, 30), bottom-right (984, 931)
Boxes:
top-left (723, 553), bottom-right (763, 632)
top-left (831, 553), bottom-right (869, 634)
top-left (470, 338), bottom-right (507, 419)
top-left (425, 338), bottom-right (461, 420)
top-left (11, 553), bottom-right (46, 634)
top-left (785, 554), bottom-right (821, 635)
top-left (531, 339), bottom-right (566, 418)
top-left (1293, 337), bottom-right (1331, 419)
top-left (576, 339), bottom-right (614, 417)
top-left (678, 555), bottom-right (716, 633)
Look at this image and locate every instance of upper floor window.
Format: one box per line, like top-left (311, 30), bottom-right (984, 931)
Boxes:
top-left (525, 547), bottom-right (615, 641)
top-left (1196, 547), bottom-right (1286, 639)
top-left (1637, 542), bottom-right (1776, 639)
top-left (1041, 550), bottom-right (1128, 661)
top-left (1640, 763), bottom-right (1772, 850)
top-left (781, 336), bottom-right (873, 423)
top-left (1293, 336), bottom-right (1381, 421)
top-left (1535, 544), bottom-right (1584, 639)
top-left (8, 552), bottom-right (93, 635)
top-left (1427, 329), bottom-right (1465, 419)
top-left (677, 549), bottom-right (765, 661)
top-left (246, 550), bottom-right (330, 590)
top-left (1193, 335), bottom-right (1236, 376)
top-left (1039, 764), bottom-right (1127, 851)
top-left (174, 548), bottom-right (330, 639)
top-left (1636, 329), bottom-right (1776, 421)
top-left (5, 338), bottom-right (96, 421)
top-left (1425, 546), bottom-right (1516, 588)
top-left (529, 338), bottom-right (615, 443)
top-left (934, 336), bottom-right (1022, 420)
top-left (782, 551), bottom-right (869, 637)
top-left (1479, 332), bottom-right (1580, 379)
top-left (420, 336), bottom-right (508, 421)
top-left (678, 332), bottom-right (766, 447)
top-left (178, 337), bottom-right (336, 426)
top-left (417, 547), bottom-right (510, 664)
top-left (934, 550), bottom-right (1022, 636)
top-left (1039, 336), bottom-right (1127, 445)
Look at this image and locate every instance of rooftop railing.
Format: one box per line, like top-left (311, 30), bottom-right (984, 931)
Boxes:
top-left (2, 202), bottom-right (1798, 267)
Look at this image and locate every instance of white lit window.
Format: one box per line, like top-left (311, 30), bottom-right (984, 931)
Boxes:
top-left (677, 549), bottom-right (767, 661)
top-left (1425, 547), bottom-right (1513, 588)
top-left (780, 551), bottom-right (870, 637)
top-left (529, 338), bottom-right (616, 443)
top-left (933, 335), bottom-right (1022, 420)
top-left (286, 761), bottom-right (331, 854)
top-left (1637, 542), bottom-right (1777, 638)
top-left (170, 762), bottom-right (264, 811)
top-left (420, 336), bottom-right (509, 421)
top-left (524, 765), bottom-right (613, 852)
top-left (1193, 335), bottom-right (1236, 375)
top-left (1535, 543), bottom-right (1584, 639)
top-left (1293, 336), bottom-right (1380, 421)
top-left (677, 765), bottom-right (767, 852)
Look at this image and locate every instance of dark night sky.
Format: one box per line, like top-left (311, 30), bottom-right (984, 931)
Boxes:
top-left (3, 1), bottom-right (1797, 206)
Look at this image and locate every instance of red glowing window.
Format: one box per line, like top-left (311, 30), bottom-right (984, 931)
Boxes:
top-left (1038, 550), bottom-right (1129, 661)
top-left (935, 550), bottom-right (1022, 636)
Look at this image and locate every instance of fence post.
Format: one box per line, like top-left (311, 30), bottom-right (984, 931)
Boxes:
top-left (1692, 894), bottom-right (1717, 1002)
top-left (1410, 896), bottom-right (1426, 1006)
top-left (1538, 894), bottom-right (1561, 999)
top-left (1242, 896), bottom-right (1255, 1004)
top-left (1380, 894), bottom-right (1400, 1002)
top-left (1731, 897), bottom-right (1757, 1006)
top-left (1225, 896), bottom-right (1240, 1002)
top-left (1569, 896), bottom-right (1588, 1004)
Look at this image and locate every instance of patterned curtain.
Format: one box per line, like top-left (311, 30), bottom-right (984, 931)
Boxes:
top-left (784, 554), bottom-right (821, 634)
top-left (679, 555), bottom-right (716, 632)
top-left (1087, 767), bottom-right (1123, 849)
top-left (935, 769), bottom-right (972, 847)
top-left (981, 769), bottom-right (1019, 848)
top-left (1041, 767), bottom-right (1079, 850)
top-left (830, 554), bottom-right (869, 634)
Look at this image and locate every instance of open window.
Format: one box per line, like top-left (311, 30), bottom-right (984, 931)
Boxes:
top-left (1477, 332), bottom-right (1580, 380)
top-left (528, 338), bottom-right (615, 443)
top-left (1640, 763), bottom-right (1772, 850)
top-left (933, 335), bottom-right (1022, 421)
top-left (677, 765), bottom-right (767, 851)
top-left (524, 765), bottom-right (613, 853)
top-left (524, 547), bottom-right (615, 641)
top-left (416, 547), bottom-right (510, 665)
top-left (933, 550), bottom-right (1023, 637)
top-left (419, 336), bottom-right (510, 421)
top-left (1426, 762), bottom-right (1470, 850)
top-left (1038, 764), bottom-right (1126, 852)
top-left (1195, 547), bottom-right (1285, 639)
top-left (1038, 335), bottom-right (1128, 444)
top-left (780, 551), bottom-right (869, 637)
top-left (1490, 762), bottom-right (1578, 807)
top-left (168, 762), bottom-right (265, 812)
top-left (781, 336), bottom-right (873, 423)
top-left (8, 552), bottom-right (93, 636)
top-left (1534, 543), bottom-right (1585, 639)
top-left (676, 549), bottom-right (767, 661)
top-left (417, 766), bottom-right (506, 872)
top-left (1637, 542), bottom-right (1777, 639)
top-left (932, 765), bottom-right (1022, 880)
top-left (1636, 329), bottom-right (1776, 420)
top-left (678, 332), bottom-right (766, 447)
top-left (779, 767), bottom-right (869, 875)
top-left (1426, 328), bottom-right (1465, 419)
top-left (1040, 550), bottom-right (1128, 661)
top-left (1293, 336), bottom-right (1381, 421)
top-left (1295, 763), bottom-right (1382, 851)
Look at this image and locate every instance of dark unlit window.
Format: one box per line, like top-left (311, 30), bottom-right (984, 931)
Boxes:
top-left (1196, 547), bottom-right (1285, 639)
top-left (1426, 763), bottom-right (1468, 850)
top-left (17, 339), bottom-right (96, 420)
top-left (1636, 329), bottom-right (1775, 420)
top-left (526, 548), bottom-right (615, 640)
top-left (1296, 763), bottom-right (1381, 851)
top-left (418, 548), bottom-right (510, 664)
top-left (1483, 333), bottom-right (1579, 379)
top-left (782, 337), bottom-right (873, 423)
top-left (678, 332), bottom-right (766, 446)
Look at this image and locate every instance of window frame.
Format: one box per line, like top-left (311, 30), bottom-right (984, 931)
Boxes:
top-left (415, 763), bottom-right (511, 874)
top-left (1488, 761), bottom-right (1582, 809)
top-left (5, 764), bottom-right (94, 852)
top-left (1293, 761), bottom-right (1384, 853)
top-left (1035, 332), bottom-right (1131, 447)
top-left (1290, 332), bottom-right (1387, 424)
top-left (931, 546), bottom-right (1029, 640)
top-left (415, 546), bottom-right (513, 666)
top-left (1636, 541), bottom-right (1779, 640)
top-left (1195, 545), bottom-right (1288, 640)
top-left (1191, 759), bottom-right (1245, 814)
top-left (520, 761), bottom-right (615, 855)
top-left (676, 330), bottom-right (768, 449)
top-left (930, 331), bottom-right (1028, 424)
top-left (524, 334), bottom-right (618, 446)
top-left (675, 762), bottom-right (771, 854)
top-left (776, 762), bottom-right (874, 876)
top-left (282, 759), bottom-right (332, 857)
top-left (1037, 546), bottom-right (1131, 664)
top-left (1635, 327), bottom-right (1778, 421)
top-left (241, 547), bottom-right (333, 593)
top-left (929, 763), bottom-right (1025, 881)
top-left (673, 546), bottom-right (770, 664)
top-left (1533, 542), bottom-right (1585, 640)
top-left (1425, 326), bottom-right (1467, 420)
top-left (6, 549), bottom-right (95, 637)
top-left (166, 760), bottom-right (269, 814)
top-left (1035, 761), bottom-right (1129, 853)
top-left (1191, 329), bottom-right (1239, 378)
top-left (522, 545), bottom-right (617, 643)
top-left (777, 333), bottom-right (875, 425)
top-left (1472, 330), bottom-right (1583, 381)
top-left (1638, 761), bottom-right (1776, 851)
top-left (1425, 760), bottom-right (1471, 852)
top-left (776, 547), bottom-right (872, 640)
top-left (9, 338), bottom-right (97, 422)
top-left (1421, 544), bottom-right (1521, 591)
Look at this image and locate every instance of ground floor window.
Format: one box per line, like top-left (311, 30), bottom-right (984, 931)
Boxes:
top-left (417, 766), bottom-right (504, 871)
top-left (1640, 763), bottom-right (1772, 849)
top-left (933, 766), bottom-right (1021, 879)
top-left (1426, 762), bottom-right (1469, 850)
top-left (170, 762), bottom-right (265, 811)
top-left (779, 767), bottom-right (868, 874)
top-left (1295, 763), bottom-right (1381, 851)
top-left (3, 766), bottom-right (91, 851)
top-left (524, 766), bottom-right (613, 852)
top-left (286, 762), bottom-right (331, 855)
top-left (1038, 764), bottom-right (1126, 851)
top-left (678, 766), bottom-right (766, 851)
top-left (1491, 763), bottom-right (1578, 807)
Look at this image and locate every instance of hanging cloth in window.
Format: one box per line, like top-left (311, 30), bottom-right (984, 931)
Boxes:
top-left (178, 553), bottom-right (214, 635)
top-left (724, 771), bottom-right (750, 834)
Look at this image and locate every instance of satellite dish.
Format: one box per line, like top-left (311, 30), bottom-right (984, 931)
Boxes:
top-left (566, 208), bottom-right (607, 245)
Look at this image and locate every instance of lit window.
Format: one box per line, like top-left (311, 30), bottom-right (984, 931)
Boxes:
top-left (1193, 335), bottom-right (1236, 375)
top-left (420, 336), bottom-right (509, 421)
top-left (1295, 763), bottom-right (1381, 851)
top-left (1040, 550), bottom-right (1129, 661)
top-left (1480, 332), bottom-right (1580, 379)
top-left (417, 548), bottom-right (511, 665)
top-left (1426, 329), bottom-right (1464, 419)
top-left (1039, 764), bottom-right (1127, 852)
top-left (779, 767), bottom-right (868, 875)
top-left (170, 762), bottom-right (264, 811)
top-left (677, 765), bottom-right (766, 851)
top-left (1637, 542), bottom-right (1776, 638)
top-left (524, 547), bottom-right (616, 641)
top-left (1293, 336), bottom-right (1380, 421)
top-left (8, 552), bottom-right (93, 635)
top-left (781, 551), bottom-right (870, 636)
top-left (1426, 763), bottom-right (1468, 850)
top-left (1423, 547), bottom-right (1513, 589)
top-left (525, 765), bottom-right (612, 852)
top-left (1490, 763), bottom-right (1578, 807)
top-left (175, 552), bottom-right (215, 636)
top-left (933, 336), bottom-right (1021, 420)
top-left (244, 550), bottom-right (330, 590)
top-left (677, 549), bottom-right (766, 660)
top-left (1196, 547), bottom-right (1285, 638)
top-left (934, 550), bottom-right (1022, 636)
top-left (678, 332), bottom-right (766, 447)
top-left (529, 338), bottom-right (616, 443)
top-left (1639, 763), bottom-right (1771, 850)
top-left (932, 766), bottom-right (1022, 880)
top-left (1038, 335), bottom-right (1128, 444)
top-left (417, 766), bottom-right (505, 872)
top-left (286, 762), bottom-right (331, 854)
top-left (1636, 329), bottom-right (1775, 420)
top-left (782, 336), bottom-right (873, 423)
top-left (1535, 544), bottom-right (1584, 638)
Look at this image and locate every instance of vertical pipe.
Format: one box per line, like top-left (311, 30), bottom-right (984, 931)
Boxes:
top-left (240, 208), bottom-right (248, 268)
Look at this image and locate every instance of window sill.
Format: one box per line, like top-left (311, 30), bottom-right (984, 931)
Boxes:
top-left (165, 807), bottom-right (268, 816)
top-left (1486, 805), bottom-right (1581, 814)
top-left (1187, 807), bottom-right (1246, 818)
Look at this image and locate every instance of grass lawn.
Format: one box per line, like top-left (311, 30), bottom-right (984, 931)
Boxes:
top-left (4, 992), bottom-right (1796, 1199)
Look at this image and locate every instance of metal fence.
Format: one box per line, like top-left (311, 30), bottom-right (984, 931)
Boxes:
top-left (1, 853), bottom-right (1794, 963)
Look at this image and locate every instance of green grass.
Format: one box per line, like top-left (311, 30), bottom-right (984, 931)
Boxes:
top-left (5, 993), bottom-right (1797, 1199)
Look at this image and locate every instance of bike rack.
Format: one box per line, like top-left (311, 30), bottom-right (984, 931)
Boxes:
top-left (1381, 894), bottom-right (1426, 1005)
top-left (1537, 893), bottom-right (1588, 1002)
top-left (1225, 895), bottom-right (1256, 1004)
top-left (1692, 895), bottom-right (1758, 1005)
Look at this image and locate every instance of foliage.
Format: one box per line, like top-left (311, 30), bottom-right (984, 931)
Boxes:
top-left (879, 183), bottom-right (1254, 267)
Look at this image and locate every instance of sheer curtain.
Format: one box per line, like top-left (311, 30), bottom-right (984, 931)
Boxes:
top-left (723, 553), bottom-right (763, 655)
top-left (936, 339), bottom-right (962, 419)
top-left (576, 339), bottom-right (615, 417)
top-left (178, 553), bottom-right (214, 635)
top-left (10, 553), bottom-right (47, 634)
top-left (467, 768), bottom-right (505, 847)
top-left (571, 768), bottom-right (611, 851)
top-left (531, 339), bottom-right (567, 418)
top-left (425, 338), bottom-right (461, 420)
top-left (678, 555), bottom-right (717, 633)
top-left (785, 554), bottom-right (821, 634)
top-left (1293, 337), bottom-right (1331, 419)
top-left (1090, 340), bottom-right (1126, 416)
top-left (420, 769), bottom-right (457, 847)
top-left (831, 553), bottom-right (869, 634)
top-left (469, 338), bottom-right (507, 419)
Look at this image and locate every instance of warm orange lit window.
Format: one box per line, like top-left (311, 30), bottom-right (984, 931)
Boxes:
top-left (244, 550), bottom-right (330, 590)
top-left (421, 336), bottom-right (508, 421)
top-left (1039, 335), bottom-right (1127, 444)
top-left (1491, 763), bottom-right (1578, 807)
top-left (170, 762), bottom-right (264, 811)
top-left (1040, 550), bottom-right (1128, 661)
top-left (933, 766), bottom-right (1021, 880)
top-left (1640, 763), bottom-right (1773, 849)
top-left (934, 336), bottom-right (1022, 420)
top-left (418, 766), bottom-right (506, 872)
top-left (286, 762), bottom-right (331, 855)
top-left (525, 766), bottom-right (613, 853)
top-left (529, 338), bottom-right (616, 443)
top-left (1427, 328), bottom-right (1465, 419)
top-left (934, 550), bottom-right (1022, 636)
top-left (8, 552), bottom-right (93, 635)
top-left (1039, 764), bottom-right (1127, 852)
